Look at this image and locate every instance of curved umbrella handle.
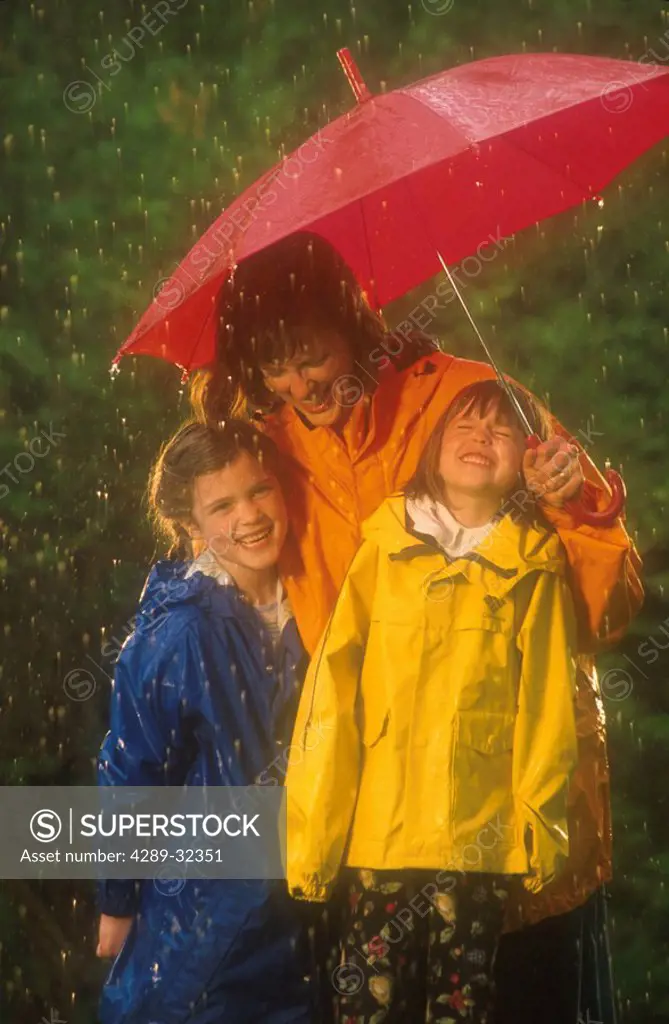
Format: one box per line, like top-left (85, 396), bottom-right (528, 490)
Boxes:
top-left (525, 434), bottom-right (626, 527)
top-left (563, 467), bottom-right (626, 527)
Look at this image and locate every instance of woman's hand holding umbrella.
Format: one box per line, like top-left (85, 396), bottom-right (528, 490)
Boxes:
top-left (524, 438), bottom-right (583, 508)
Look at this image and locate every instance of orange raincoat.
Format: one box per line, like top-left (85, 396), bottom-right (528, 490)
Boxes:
top-left (267, 348), bottom-right (643, 928)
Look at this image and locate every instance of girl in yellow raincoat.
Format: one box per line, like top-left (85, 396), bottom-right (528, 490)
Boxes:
top-left (286, 379), bottom-right (579, 1024)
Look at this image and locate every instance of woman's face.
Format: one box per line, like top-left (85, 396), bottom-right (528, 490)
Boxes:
top-left (259, 329), bottom-right (356, 428)
top-left (188, 450), bottom-right (288, 575)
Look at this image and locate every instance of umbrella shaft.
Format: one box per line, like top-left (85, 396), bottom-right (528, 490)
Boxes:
top-left (435, 250), bottom-right (534, 438)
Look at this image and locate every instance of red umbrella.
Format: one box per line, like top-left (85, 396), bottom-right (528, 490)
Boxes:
top-left (114, 50), bottom-right (669, 372)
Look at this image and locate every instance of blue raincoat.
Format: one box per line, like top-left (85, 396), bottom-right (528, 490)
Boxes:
top-left (97, 556), bottom-right (317, 1024)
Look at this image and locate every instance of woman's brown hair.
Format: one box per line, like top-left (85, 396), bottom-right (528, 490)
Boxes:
top-left (190, 231), bottom-right (388, 424)
top-left (147, 418), bottom-right (280, 558)
top-left (405, 378), bottom-right (552, 505)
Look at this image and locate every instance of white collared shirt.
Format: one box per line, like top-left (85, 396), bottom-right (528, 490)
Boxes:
top-left (405, 494), bottom-right (497, 560)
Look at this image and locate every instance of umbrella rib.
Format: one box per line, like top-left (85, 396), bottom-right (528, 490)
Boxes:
top-left (357, 197), bottom-right (380, 312)
top-left (489, 99), bottom-right (620, 200)
top-left (182, 291), bottom-right (218, 373)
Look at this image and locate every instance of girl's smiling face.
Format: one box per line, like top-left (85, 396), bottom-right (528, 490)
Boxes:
top-left (187, 450), bottom-right (288, 574)
top-left (259, 329), bottom-right (356, 428)
top-left (438, 402), bottom-right (526, 504)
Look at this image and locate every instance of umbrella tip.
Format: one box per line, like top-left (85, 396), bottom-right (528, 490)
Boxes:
top-left (337, 48), bottom-right (372, 104)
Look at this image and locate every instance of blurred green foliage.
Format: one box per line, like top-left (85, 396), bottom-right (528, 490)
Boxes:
top-left (1, 0), bottom-right (668, 1020)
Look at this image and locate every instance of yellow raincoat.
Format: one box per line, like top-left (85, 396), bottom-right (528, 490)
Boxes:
top-left (269, 350), bottom-right (643, 927)
top-left (286, 496), bottom-right (579, 902)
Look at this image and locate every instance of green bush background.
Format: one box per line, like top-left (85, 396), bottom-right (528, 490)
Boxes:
top-left (1, 0), bottom-right (668, 1020)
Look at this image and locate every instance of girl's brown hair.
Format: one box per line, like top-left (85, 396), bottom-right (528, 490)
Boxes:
top-left (147, 419), bottom-right (280, 558)
top-left (405, 378), bottom-right (552, 505)
top-left (190, 231), bottom-right (388, 424)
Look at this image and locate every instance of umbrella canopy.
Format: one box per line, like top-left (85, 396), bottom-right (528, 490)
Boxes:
top-left (115, 52), bottom-right (669, 370)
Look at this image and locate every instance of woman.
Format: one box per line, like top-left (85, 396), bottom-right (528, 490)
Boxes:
top-left (191, 231), bottom-right (642, 1023)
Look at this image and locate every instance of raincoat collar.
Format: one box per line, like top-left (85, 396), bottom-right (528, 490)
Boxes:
top-left (406, 494), bottom-right (500, 559)
top-left (365, 494), bottom-right (565, 582)
top-left (185, 545), bottom-right (234, 586)
top-left (274, 390), bottom-right (374, 464)
top-left (185, 546), bottom-right (293, 633)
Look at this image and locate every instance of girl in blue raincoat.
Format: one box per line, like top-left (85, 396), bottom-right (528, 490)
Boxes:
top-left (96, 419), bottom-right (324, 1024)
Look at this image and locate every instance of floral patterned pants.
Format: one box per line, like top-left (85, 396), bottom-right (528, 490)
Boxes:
top-left (336, 868), bottom-right (509, 1024)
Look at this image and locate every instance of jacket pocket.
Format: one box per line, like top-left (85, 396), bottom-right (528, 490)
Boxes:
top-left (443, 609), bottom-right (516, 711)
top-left (451, 711), bottom-right (516, 847)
